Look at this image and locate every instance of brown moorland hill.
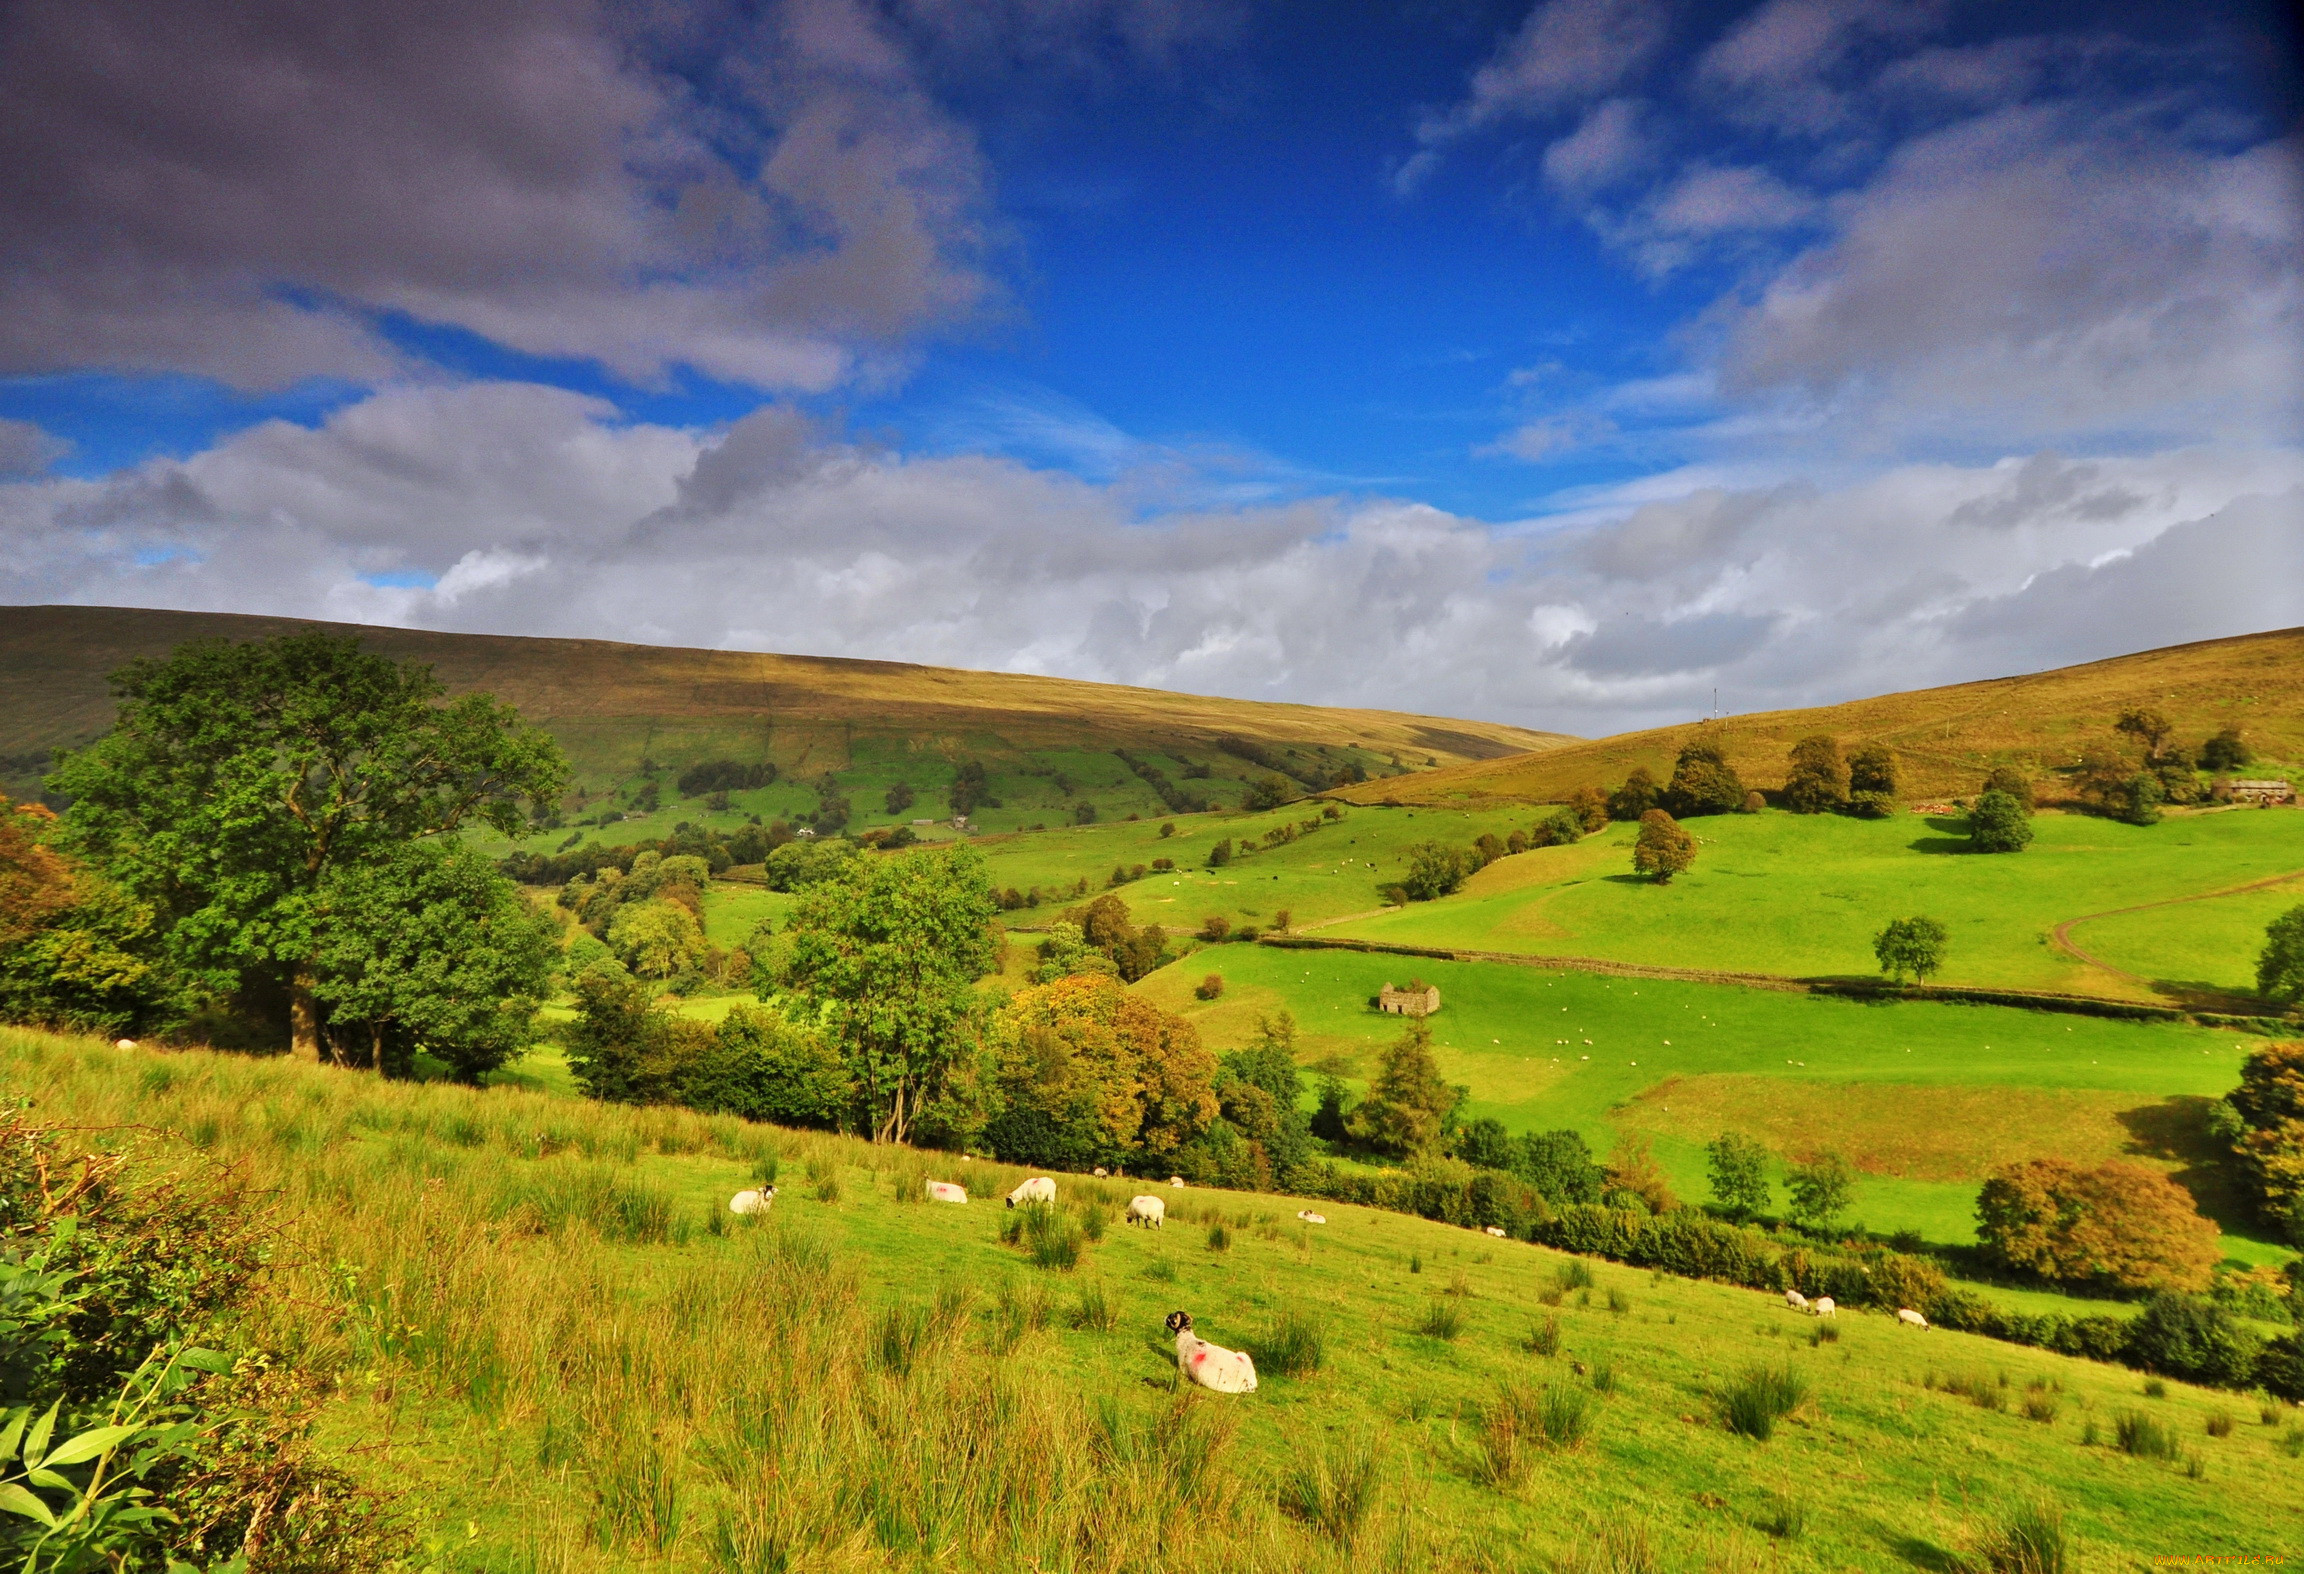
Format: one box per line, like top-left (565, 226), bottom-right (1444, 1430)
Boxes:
top-left (1329, 626), bottom-right (2304, 809)
top-left (0, 605), bottom-right (1575, 802)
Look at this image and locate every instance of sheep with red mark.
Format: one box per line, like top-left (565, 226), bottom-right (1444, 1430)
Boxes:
top-left (1006, 1176), bottom-right (1057, 1208)
top-left (1166, 1311), bottom-right (1256, 1393)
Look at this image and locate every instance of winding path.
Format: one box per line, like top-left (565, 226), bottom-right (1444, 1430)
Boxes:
top-left (2048, 866), bottom-right (2304, 1003)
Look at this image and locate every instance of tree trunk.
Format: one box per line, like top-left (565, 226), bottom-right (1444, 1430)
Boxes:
top-left (289, 965), bottom-right (323, 1063)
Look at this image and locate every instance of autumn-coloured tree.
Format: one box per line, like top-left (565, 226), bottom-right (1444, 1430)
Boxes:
top-left (989, 972), bottom-right (1218, 1169)
top-left (1975, 1158), bottom-right (2221, 1291)
top-left (1605, 767), bottom-right (1660, 822)
top-left (1603, 1132), bottom-right (1678, 1215)
top-left (1632, 809), bottom-right (1696, 883)
top-left (1566, 784), bottom-right (1610, 832)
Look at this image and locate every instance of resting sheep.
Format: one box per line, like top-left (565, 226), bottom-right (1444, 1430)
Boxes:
top-left (1484, 1226), bottom-right (1507, 1238)
top-left (1896, 1307), bottom-right (1928, 1329)
top-left (1166, 1311), bottom-right (1256, 1393)
top-left (1813, 1297), bottom-right (1836, 1318)
top-left (1127, 1195), bottom-right (1166, 1228)
top-left (1784, 1289), bottom-right (1809, 1311)
top-left (1296, 1210), bottom-right (1326, 1225)
top-left (1168, 1176), bottom-right (1186, 1189)
top-left (926, 1181), bottom-right (969, 1204)
top-left (728, 1187), bottom-right (776, 1216)
top-left (112, 1038), bottom-right (138, 1051)
top-left (1093, 1166), bottom-right (1108, 1178)
top-left (1006, 1176), bottom-right (1057, 1208)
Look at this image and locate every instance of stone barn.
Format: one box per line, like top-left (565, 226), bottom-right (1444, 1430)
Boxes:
top-left (1378, 981), bottom-right (1441, 1017)
top-left (2230, 779), bottom-right (2295, 805)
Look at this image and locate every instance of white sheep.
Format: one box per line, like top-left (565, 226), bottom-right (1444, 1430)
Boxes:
top-left (1484, 1226), bottom-right (1507, 1238)
top-left (1166, 1311), bottom-right (1257, 1393)
top-left (112, 1038), bottom-right (138, 1051)
top-left (1168, 1176), bottom-right (1186, 1189)
top-left (1127, 1195), bottom-right (1167, 1228)
top-left (1813, 1297), bottom-right (1836, 1318)
top-left (1296, 1210), bottom-right (1326, 1225)
top-left (1093, 1166), bottom-right (1109, 1178)
top-left (926, 1181), bottom-right (969, 1204)
top-left (728, 1187), bottom-right (776, 1216)
top-left (1896, 1307), bottom-right (1928, 1329)
top-left (1784, 1288), bottom-right (1809, 1311)
top-left (1006, 1176), bottom-right (1057, 1208)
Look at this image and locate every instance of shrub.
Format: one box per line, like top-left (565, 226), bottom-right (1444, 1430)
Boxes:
top-left (1970, 790), bottom-right (2034, 853)
top-left (1783, 735), bottom-right (1848, 813)
top-left (1471, 1383), bottom-right (1590, 1488)
top-left (2206, 1409), bottom-right (2233, 1438)
top-left (1277, 1436), bottom-right (1380, 1548)
top-left (1606, 768), bottom-right (1661, 822)
top-left (1720, 1362), bottom-right (1807, 1440)
top-left (1663, 741), bottom-right (1744, 817)
top-left (1416, 1300), bottom-right (1464, 1340)
top-left (1975, 1159), bottom-right (2220, 1292)
top-left (2021, 1390), bottom-right (2059, 1423)
top-left (1198, 914), bottom-right (1232, 942)
top-left (1251, 1304), bottom-right (1325, 1377)
top-left (2123, 1293), bottom-right (2259, 1388)
top-left (1194, 973), bottom-right (1225, 1001)
top-left (1980, 1498), bottom-right (2071, 1574)
top-left (1011, 1203), bottom-right (1084, 1271)
top-left (1205, 1222), bottom-right (1231, 1254)
top-left (2114, 1410), bottom-right (2181, 1460)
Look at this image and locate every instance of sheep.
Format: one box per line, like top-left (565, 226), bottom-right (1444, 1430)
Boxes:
top-left (112, 1038), bottom-right (138, 1051)
top-left (1896, 1307), bottom-right (1928, 1329)
top-left (1093, 1167), bottom-right (1108, 1178)
top-left (728, 1187), bottom-right (777, 1216)
top-left (1484, 1226), bottom-right (1507, 1238)
top-left (1296, 1210), bottom-right (1326, 1225)
top-left (1006, 1176), bottom-right (1057, 1208)
top-left (1168, 1176), bottom-right (1186, 1189)
top-left (1813, 1297), bottom-right (1836, 1318)
top-left (1166, 1311), bottom-right (1257, 1393)
top-left (1784, 1289), bottom-right (1809, 1311)
top-left (1127, 1195), bottom-right (1166, 1228)
top-left (926, 1181), bottom-right (969, 1204)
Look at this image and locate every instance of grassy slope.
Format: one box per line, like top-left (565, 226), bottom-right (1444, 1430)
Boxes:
top-left (1329, 625), bottom-right (2304, 809)
top-left (1131, 944), bottom-right (2282, 1263)
top-left (0, 606), bottom-right (1572, 830)
top-left (4, 1026), bottom-right (2288, 1571)
top-left (1318, 804), bottom-right (2304, 1003)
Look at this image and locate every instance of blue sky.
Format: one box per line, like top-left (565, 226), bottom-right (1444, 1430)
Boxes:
top-left (2, 0), bottom-right (2299, 733)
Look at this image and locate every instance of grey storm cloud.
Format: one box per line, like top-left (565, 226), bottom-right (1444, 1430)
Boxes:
top-left (6, 381), bottom-right (2299, 737)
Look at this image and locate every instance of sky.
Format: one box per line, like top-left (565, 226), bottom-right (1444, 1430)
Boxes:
top-left (1, 0), bottom-right (2300, 737)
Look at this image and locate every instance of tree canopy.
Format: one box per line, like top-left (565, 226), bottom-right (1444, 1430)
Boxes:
top-left (1662, 741), bottom-right (1744, 817)
top-left (2257, 906), bottom-right (2304, 1007)
top-left (1782, 735), bottom-right (1848, 814)
top-left (1873, 915), bottom-right (1949, 982)
top-left (1968, 789), bottom-right (2033, 853)
top-left (1347, 1017), bottom-right (1457, 1156)
top-left (1706, 1132), bottom-right (1771, 1220)
top-left (1631, 809), bottom-right (1695, 883)
top-left (49, 632), bottom-right (567, 1060)
top-left (1976, 1158), bottom-right (2220, 1292)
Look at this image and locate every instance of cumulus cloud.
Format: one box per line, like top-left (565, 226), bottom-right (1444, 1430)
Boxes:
top-left (0, 0), bottom-right (1129, 391)
top-left (7, 381), bottom-right (2299, 735)
top-left (0, 418), bottom-right (68, 479)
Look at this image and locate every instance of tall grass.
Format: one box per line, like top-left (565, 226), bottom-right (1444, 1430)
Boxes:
top-left (1979, 1498), bottom-right (2070, 1574)
top-left (1720, 1363), bottom-right (1808, 1441)
top-left (2114, 1410), bottom-right (2181, 1461)
top-left (1470, 1383), bottom-right (1593, 1489)
top-left (1416, 1299), bottom-right (1465, 1341)
top-left (1277, 1436), bottom-right (1380, 1549)
top-left (1250, 1303), bottom-right (1325, 1378)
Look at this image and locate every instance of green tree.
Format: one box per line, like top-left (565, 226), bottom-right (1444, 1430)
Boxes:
top-left (1782, 735), bottom-right (1848, 814)
top-left (1347, 1018), bottom-right (1455, 1155)
top-left (1981, 765), bottom-right (2034, 809)
top-left (1566, 785), bottom-right (1610, 832)
top-left (1784, 1151), bottom-right (1855, 1233)
top-left (564, 969), bottom-right (717, 1106)
top-left (49, 632), bottom-right (566, 1060)
top-left (884, 780), bottom-right (916, 815)
top-left (2114, 706), bottom-right (2173, 762)
top-left (2219, 1039), bottom-right (2304, 1242)
top-left (1216, 1012), bottom-right (1315, 1184)
top-left (1606, 767), bottom-right (1661, 822)
top-left (1845, 744), bottom-right (1898, 816)
top-left (1244, 774), bottom-right (1296, 812)
top-left (2260, 905), bottom-right (2304, 1006)
top-left (310, 840), bottom-right (557, 1080)
top-left (1705, 1132), bottom-right (1772, 1220)
top-left (1402, 840), bottom-right (1476, 901)
top-left (1873, 915), bottom-right (1949, 982)
top-left (1206, 838), bottom-right (1233, 868)
top-left (2201, 727), bottom-right (2252, 773)
top-left (2116, 771), bottom-right (2165, 826)
top-left (1662, 742), bottom-right (1744, 817)
top-left (1516, 1129), bottom-right (1604, 1205)
top-left (1631, 809), bottom-right (1696, 883)
top-left (1968, 790), bottom-right (2033, 853)
top-left (608, 898), bottom-right (708, 980)
top-left (0, 799), bottom-right (182, 1037)
top-left (785, 843), bottom-right (1000, 1143)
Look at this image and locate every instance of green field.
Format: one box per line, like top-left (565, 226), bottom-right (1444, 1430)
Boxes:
top-left (6, 1026), bottom-right (2290, 1571)
top-left (1321, 805), bottom-right (2304, 1003)
top-left (1133, 943), bottom-right (2282, 1264)
top-left (2075, 875), bottom-right (2304, 1001)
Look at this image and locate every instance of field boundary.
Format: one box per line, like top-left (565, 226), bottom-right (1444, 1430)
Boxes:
top-left (1255, 932), bottom-right (2298, 1030)
top-left (2049, 864), bottom-right (2304, 1005)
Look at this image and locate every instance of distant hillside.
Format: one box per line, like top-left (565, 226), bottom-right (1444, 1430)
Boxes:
top-left (0, 605), bottom-right (1574, 835)
top-left (1330, 626), bottom-right (2304, 808)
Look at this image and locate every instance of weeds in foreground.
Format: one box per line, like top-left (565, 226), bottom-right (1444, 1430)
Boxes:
top-left (1416, 1300), bottom-right (1464, 1341)
top-left (1068, 1280), bottom-right (1119, 1333)
top-left (1721, 1363), bottom-right (1808, 1441)
top-left (1755, 1491), bottom-right (1807, 1540)
top-left (1251, 1304), bottom-right (1325, 1378)
top-left (2114, 1410), bottom-right (2180, 1461)
top-left (1524, 1316), bottom-right (1560, 1357)
top-left (1469, 1383), bottom-right (1592, 1489)
top-left (1979, 1498), bottom-right (2070, 1574)
top-left (1277, 1437), bottom-right (1380, 1548)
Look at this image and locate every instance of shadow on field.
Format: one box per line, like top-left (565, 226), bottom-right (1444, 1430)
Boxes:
top-left (2142, 975), bottom-right (2269, 1014)
top-left (1905, 818), bottom-right (1972, 854)
top-left (1881, 1530), bottom-right (1963, 1571)
top-left (2117, 1095), bottom-right (2276, 1247)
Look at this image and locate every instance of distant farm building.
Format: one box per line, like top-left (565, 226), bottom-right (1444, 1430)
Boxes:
top-left (2230, 779), bottom-right (2295, 804)
top-left (1378, 981), bottom-right (1441, 1017)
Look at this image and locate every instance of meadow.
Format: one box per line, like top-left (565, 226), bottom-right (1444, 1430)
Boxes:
top-left (1320, 805), bottom-right (2304, 1004)
top-left (3, 1026), bottom-right (2285, 1571)
top-left (1133, 943), bottom-right (2280, 1264)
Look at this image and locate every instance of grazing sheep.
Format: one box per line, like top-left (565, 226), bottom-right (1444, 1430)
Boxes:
top-left (1127, 1195), bottom-right (1167, 1228)
top-left (1483, 1226), bottom-right (1507, 1238)
top-left (1896, 1307), bottom-right (1928, 1329)
top-left (112, 1038), bottom-right (138, 1051)
top-left (1813, 1297), bottom-right (1836, 1318)
top-left (1166, 1311), bottom-right (1257, 1394)
top-left (1093, 1167), bottom-right (1108, 1178)
top-left (1168, 1176), bottom-right (1186, 1188)
top-left (1006, 1176), bottom-right (1058, 1208)
top-left (728, 1187), bottom-right (776, 1216)
top-left (1296, 1210), bottom-right (1326, 1225)
top-left (1784, 1289), bottom-right (1809, 1311)
top-left (926, 1181), bottom-right (969, 1204)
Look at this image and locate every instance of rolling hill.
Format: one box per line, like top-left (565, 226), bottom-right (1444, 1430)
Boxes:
top-left (1330, 626), bottom-right (2304, 809)
top-left (0, 605), bottom-right (1574, 832)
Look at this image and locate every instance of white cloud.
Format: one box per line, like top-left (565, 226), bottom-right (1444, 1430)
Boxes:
top-left (1541, 98), bottom-right (1653, 196)
top-left (7, 380), bottom-right (2299, 736)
